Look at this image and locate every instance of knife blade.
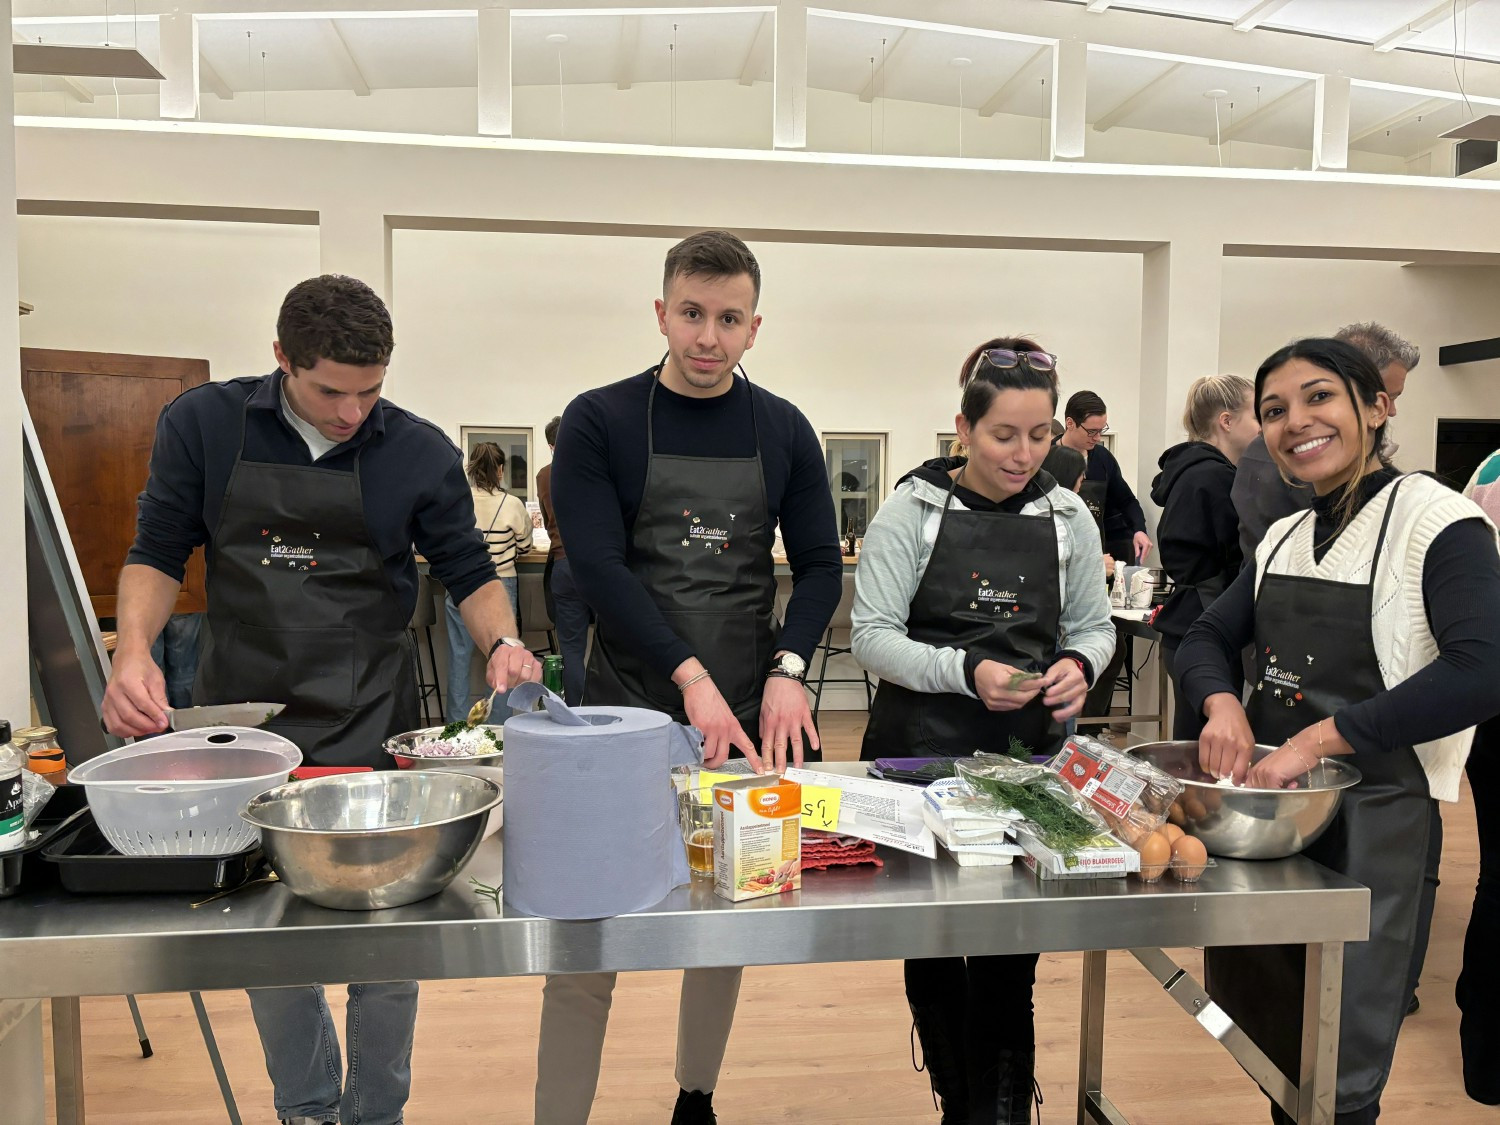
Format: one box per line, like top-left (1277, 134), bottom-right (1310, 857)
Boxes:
top-left (168, 702), bottom-right (286, 731)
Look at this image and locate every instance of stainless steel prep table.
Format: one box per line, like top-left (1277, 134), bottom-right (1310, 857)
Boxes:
top-left (0, 763), bottom-right (1367, 1125)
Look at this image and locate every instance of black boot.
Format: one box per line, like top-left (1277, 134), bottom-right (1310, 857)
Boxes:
top-left (909, 1000), bottom-right (968, 1124)
top-left (972, 1047), bottom-right (1039, 1125)
top-left (671, 1089), bottom-right (717, 1125)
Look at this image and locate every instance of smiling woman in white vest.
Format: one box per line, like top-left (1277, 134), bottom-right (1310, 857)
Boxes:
top-left (1174, 336), bottom-right (1500, 1125)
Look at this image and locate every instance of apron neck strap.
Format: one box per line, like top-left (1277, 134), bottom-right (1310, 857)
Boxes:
top-left (1263, 472), bottom-right (1407, 575)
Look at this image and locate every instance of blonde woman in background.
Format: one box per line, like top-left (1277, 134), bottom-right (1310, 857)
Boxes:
top-left (445, 441), bottom-right (534, 723)
top-left (1148, 374), bottom-right (1259, 738)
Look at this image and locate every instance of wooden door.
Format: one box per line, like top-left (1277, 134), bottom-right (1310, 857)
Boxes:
top-left (21, 349), bottom-right (210, 618)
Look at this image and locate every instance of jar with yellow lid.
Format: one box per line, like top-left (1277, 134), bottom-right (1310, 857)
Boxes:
top-left (16, 725), bottom-right (65, 781)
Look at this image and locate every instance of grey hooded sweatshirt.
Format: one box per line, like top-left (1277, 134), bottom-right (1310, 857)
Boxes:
top-left (852, 459), bottom-right (1116, 698)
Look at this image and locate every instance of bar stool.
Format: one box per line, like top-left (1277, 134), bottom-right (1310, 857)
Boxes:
top-left (408, 572), bottom-right (445, 726)
top-left (806, 572), bottom-right (875, 723)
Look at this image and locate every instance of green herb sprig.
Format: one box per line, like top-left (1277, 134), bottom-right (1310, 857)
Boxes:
top-left (1005, 736), bottom-right (1033, 761)
top-left (469, 876), bottom-right (502, 910)
top-left (963, 773), bottom-right (1100, 858)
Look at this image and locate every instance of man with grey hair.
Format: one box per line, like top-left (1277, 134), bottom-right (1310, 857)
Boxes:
top-left (1231, 321), bottom-right (1420, 559)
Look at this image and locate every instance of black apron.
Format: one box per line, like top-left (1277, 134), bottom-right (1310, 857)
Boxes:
top-left (1078, 478), bottom-right (1107, 533)
top-left (194, 397), bottom-right (419, 767)
top-left (583, 368), bottom-right (784, 739)
top-left (861, 469), bottom-right (1065, 761)
top-left (1204, 476), bottom-right (1438, 1116)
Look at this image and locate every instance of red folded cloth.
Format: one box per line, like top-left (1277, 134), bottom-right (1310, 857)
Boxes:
top-left (800, 830), bottom-right (883, 871)
top-left (291, 766), bottom-right (375, 780)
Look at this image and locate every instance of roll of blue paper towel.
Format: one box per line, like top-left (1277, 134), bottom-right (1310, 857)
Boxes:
top-left (501, 682), bottom-right (703, 920)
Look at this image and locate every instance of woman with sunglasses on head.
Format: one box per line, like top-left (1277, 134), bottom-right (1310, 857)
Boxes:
top-left (1175, 337), bottom-right (1500, 1125)
top-left (1148, 375), bottom-right (1259, 739)
top-left (852, 337), bottom-right (1115, 1125)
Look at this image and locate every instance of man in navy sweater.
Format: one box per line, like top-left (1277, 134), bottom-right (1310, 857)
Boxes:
top-left (544, 231), bottom-right (841, 1123)
top-left (102, 274), bottom-right (538, 1125)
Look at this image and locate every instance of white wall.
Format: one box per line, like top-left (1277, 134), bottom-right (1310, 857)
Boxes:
top-left (17, 216), bottom-right (320, 376)
top-left (1218, 258), bottom-right (1500, 474)
top-left (13, 78), bottom-right (1408, 175)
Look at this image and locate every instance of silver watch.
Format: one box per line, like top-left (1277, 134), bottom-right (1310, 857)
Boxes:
top-left (767, 652), bottom-right (807, 681)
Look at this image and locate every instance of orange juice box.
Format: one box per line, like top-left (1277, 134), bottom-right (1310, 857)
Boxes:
top-left (712, 776), bottom-right (802, 902)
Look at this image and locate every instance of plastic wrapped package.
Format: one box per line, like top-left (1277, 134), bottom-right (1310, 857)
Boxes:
top-left (953, 752), bottom-right (1110, 859)
top-left (1045, 734), bottom-right (1184, 847)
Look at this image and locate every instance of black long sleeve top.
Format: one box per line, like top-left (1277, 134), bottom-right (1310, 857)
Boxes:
top-left (1175, 469), bottom-right (1500, 752)
top-left (551, 369), bottom-right (843, 678)
top-left (1086, 444), bottom-right (1148, 546)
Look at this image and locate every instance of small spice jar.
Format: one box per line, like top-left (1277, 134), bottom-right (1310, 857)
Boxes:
top-left (17, 725), bottom-right (65, 781)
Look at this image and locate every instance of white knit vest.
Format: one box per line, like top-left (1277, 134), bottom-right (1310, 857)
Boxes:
top-left (1253, 473), bottom-right (1497, 803)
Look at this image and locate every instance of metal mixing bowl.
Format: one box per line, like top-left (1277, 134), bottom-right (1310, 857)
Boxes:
top-left (240, 771), bottom-right (502, 910)
top-left (1129, 741), bottom-right (1362, 860)
top-left (383, 725), bottom-right (504, 769)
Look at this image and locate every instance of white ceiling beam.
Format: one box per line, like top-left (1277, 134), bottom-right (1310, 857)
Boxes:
top-left (1374, 0), bottom-right (1477, 52)
top-left (199, 54), bottom-right (233, 100)
top-left (773, 1), bottom-right (807, 149)
top-left (1312, 73), bottom-right (1350, 170)
top-left (158, 12), bottom-right (199, 119)
top-left (976, 45), bottom-right (1048, 118)
top-left (477, 7), bottom-right (511, 137)
top-left (1094, 61), bottom-right (1183, 132)
top-left (11, 30), bottom-right (93, 103)
top-left (1051, 38), bottom-right (1087, 159)
top-left (318, 18), bottom-right (371, 96)
top-left (1233, 0), bottom-right (1293, 33)
top-left (1218, 81), bottom-right (1307, 140)
top-left (1349, 95), bottom-right (1454, 144)
top-left (738, 10), bottom-right (771, 87)
top-left (614, 15), bottom-right (639, 90)
top-left (1085, 0), bottom-right (1114, 11)
top-left (858, 27), bottom-right (908, 104)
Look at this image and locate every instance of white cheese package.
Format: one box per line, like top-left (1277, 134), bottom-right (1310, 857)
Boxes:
top-left (922, 778), bottom-right (1022, 866)
top-left (501, 683), bottom-right (702, 920)
top-left (783, 767), bottom-right (937, 858)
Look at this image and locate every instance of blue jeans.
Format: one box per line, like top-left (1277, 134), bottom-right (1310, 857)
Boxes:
top-left (549, 557), bottom-right (590, 705)
top-left (445, 577), bottom-right (518, 724)
top-left (150, 612), bottom-right (203, 710)
top-left (248, 982), bottom-right (418, 1125)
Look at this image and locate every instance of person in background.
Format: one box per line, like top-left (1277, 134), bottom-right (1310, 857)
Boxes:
top-left (1040, 443), bottom-right (1085, 494)
top-left (854, 338), bottom-right (1114, 1124)
top-left (1056, 391), bottom-right (1148, 723)
top-left (101, 274), bottom-right (538, 1125)
top-left (1054, 390), bottom-right (1151, 565)
top-left (1178, 337), bottom-right (1500, 1125)
top-left (445, 441), bottom-right (533, 723)
top-left (1150, 375), bottom-right (1259, 739)
top-left (1232, 322), bottom-right (1419, 559)
top-left (1458, 449), bottom-right (1500, 1106)
top-left (537, 414), bottom-right (589, 704)
top-left (546, 230), bottom-right (841, 1124)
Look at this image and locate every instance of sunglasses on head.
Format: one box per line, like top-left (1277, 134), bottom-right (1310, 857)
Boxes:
top-left (980, 348), bottom-right (1057, 373)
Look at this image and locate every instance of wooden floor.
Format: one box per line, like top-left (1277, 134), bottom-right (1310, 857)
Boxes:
top-left (42, 712), bottom-right (1494, 1123)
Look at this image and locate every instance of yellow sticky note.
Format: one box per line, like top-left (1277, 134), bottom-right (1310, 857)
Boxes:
top-left (800, 785), bottom-right (842, 831)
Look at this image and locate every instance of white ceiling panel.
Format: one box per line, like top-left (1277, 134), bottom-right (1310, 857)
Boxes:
top-left (512, 11), bottom-right (762, 87)
top-left (200, 18), bottom-right (355, 93)
top-left (332, 15), bottom-right (477, 90)
top-left (1266, 0), bottom-right (1438, 40)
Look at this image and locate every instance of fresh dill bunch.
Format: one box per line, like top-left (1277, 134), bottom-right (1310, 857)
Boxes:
top-left (963, 774), bottom-right (1100, 858)
top-left (1005, 736), bottom-right (1032, 761)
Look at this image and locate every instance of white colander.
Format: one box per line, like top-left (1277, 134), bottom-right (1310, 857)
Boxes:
top-left (69, 728), bottom-right (302, 857)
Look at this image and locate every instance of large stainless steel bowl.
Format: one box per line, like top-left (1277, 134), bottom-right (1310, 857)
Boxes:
top-left (1129, 741), bottom-right (1362, 860)
top-left (241, 771), bottom-right (502, 910)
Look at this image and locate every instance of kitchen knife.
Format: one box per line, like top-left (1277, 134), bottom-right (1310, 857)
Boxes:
top-left (167, 702), bottom-right (286, 731)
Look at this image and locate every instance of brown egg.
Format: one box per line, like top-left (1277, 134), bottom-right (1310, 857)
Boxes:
top-left (1183, 795), bottom-right (1209, 822)
top-left (1171, 835), bottom-right (1209, 882)
top-left (1163, 823), bottom-right (1185, 844)
top-left (1167, 801), bottom-right (1186, 827)
top-left (1135, 831), bottom-right (1171, 882)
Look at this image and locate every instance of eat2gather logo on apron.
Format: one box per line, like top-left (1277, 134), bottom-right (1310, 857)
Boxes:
top-left (259, 526), bottom-right (323, 572)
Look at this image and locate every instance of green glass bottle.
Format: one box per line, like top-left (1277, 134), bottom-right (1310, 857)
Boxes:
top-left (542, 655), bottom-right (565, 699)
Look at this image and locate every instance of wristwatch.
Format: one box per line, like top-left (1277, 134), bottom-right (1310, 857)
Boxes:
top-left (487, 636), bottom-right (527, 659)
top-left (766, 652), bottom-right (808, 682)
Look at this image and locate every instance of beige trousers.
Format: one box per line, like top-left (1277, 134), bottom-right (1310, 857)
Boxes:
top-left (533, 966), bottom-right (743, 1124)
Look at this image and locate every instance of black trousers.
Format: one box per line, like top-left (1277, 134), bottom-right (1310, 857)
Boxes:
top-left (905, 953), bottom-right (1039, 1052)
top-left (1459, 715), bottom-right (1500, 1105)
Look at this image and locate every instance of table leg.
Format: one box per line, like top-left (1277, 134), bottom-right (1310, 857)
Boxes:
top-left (1078, 950), bottom-right (1129, 1124)
top-left (50, 996), bottom-right (84, 1125)
top-left (1156, 640), bottom-right (1170, 741)
top-left (1295, 942), bottom-right (1342, 1125)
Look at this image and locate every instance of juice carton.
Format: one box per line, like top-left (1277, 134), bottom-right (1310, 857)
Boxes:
top-left (712, 775), bottom-right (802, 901)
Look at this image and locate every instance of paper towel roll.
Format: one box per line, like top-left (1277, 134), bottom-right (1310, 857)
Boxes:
top-left (500, 683), bottom-right (703, 920)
